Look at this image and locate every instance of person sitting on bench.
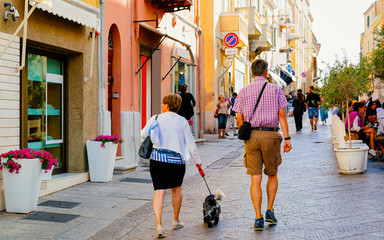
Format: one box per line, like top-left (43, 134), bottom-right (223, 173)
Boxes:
top-left (346, 102), bottom-right (376, 156)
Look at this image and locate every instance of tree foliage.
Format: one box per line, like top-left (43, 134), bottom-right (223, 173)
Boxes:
top-left (322, 55), bottom-right (371, 109)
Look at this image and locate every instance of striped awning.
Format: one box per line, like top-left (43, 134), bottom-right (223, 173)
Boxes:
top-left (29, 0), bottom-right (99, 29)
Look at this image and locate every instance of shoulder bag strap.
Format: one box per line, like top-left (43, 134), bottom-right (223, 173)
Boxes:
top-left (148, 114), bottom-right (159, 136)
top-left (249, 82), bottom-right (268, 122)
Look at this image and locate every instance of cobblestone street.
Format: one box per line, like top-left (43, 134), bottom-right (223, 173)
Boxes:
top-left (92, 115), bottom-right (384, 240)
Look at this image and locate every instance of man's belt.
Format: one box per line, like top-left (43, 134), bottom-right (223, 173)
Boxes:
top-left (251, 127), bottom-right (278, 131)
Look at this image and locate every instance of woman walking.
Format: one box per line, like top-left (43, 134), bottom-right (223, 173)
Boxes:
top-left (292, 92), bottom-right (306, 132)
top-left (141, 94), bottom-right (202, 238)
top-left (319, 104), bottom-right (329, 125)
top-left (217, 95), bottom-right (231, 139)
top-left (177, 84), bottom-right (196, 121)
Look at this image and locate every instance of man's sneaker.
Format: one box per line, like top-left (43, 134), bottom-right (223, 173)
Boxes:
top-left (225, 133), bottom-right (229, 136)
top-left (369, 149), bottom-right (377, 157)
top-left (254, 217), bottom-right (264, 231)
top-left (234, 133), bottom-right (238, 136)
top-left (265, 209), bottom-right (277, 224)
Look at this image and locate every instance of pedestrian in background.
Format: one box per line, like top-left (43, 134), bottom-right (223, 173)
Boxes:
top-left (233, 59), bottom-right (292, 231)
top-left (225, 92), bottom-right (238, 136)
top-left (305, 86), bottom-right (321, 131)
top-left (217, 94), bottom-right (231, 139)
top-left (141, 94), bottom-right (202, 238)
top-left (177, 84), bottom-right (196, 121)
top-left (319, 99), bottom-right (329, 125)
top-left (292, 92), bottom-right (306, 132)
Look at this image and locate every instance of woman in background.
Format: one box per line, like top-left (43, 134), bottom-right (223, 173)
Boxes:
top-left (217, 95), bottom-right (231, 139)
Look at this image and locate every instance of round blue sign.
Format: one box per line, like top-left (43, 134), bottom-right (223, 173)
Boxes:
top-left (224, 33), bottom-right (239, 48)
top-left (291, 70), bottom-right (295, 76)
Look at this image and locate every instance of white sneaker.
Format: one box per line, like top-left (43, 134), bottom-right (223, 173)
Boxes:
top-left (368, 149), bottom-right (376, 157)
top-left (172, 220), bottom-right (184, 230)
top-left (156, 226), bottom-right (165, 238)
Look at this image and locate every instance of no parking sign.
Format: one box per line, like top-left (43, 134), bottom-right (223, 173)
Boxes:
top-left (224, 33), bottom-right (239, 48)
top-left (301, 72), bottom-right (307, 78)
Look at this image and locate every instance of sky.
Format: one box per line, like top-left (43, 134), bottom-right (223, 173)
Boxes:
top-left (310, 0), bottom-right (376, 72)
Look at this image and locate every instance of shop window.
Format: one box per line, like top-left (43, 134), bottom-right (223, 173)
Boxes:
top-left (27, 53), bottom-right (64, 173)
top-left (173, 61), bottom-right (192, 94)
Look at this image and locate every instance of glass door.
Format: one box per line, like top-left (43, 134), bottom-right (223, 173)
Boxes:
top-left (27, 53), bottom-right (64, 173)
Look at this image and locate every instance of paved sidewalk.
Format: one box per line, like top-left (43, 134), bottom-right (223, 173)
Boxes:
top-left (1, 114), bottom-right (384, 239)
top-left (0, 132), bottom-right (244, 239)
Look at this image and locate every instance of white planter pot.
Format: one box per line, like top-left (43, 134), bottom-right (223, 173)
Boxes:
top-left (86, 140), bottom-right (118, 182)
top-left (42, 168), bottom-right (54, 181)
top-left (334, 147), bottom-right (367, 174)
top-left (2, 158), bottom-right (43, 213)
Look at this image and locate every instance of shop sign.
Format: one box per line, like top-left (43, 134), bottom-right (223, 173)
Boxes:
top-left (225, 48), bottom-right (238, 55)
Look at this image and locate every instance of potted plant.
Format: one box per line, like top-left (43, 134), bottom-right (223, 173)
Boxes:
top-left (322, 55), bottom-right (371, 174)
top-left (86, 135), bottom-right (124, 182)
top-left (0, 149), bottom-right (42, 213)
top-left (38, 150), bottom-right (59, 181)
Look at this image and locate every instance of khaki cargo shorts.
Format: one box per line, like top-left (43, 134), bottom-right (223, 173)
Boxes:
top-left (243, 130), bottom-right (283, 176)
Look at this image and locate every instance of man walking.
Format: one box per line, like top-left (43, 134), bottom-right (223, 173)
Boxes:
top-left (305, 86), bottom-right (321, 131)
top-left (225, 92), bottom-right (238, 136)
top-left (233, 59), bottom-right (292, 231)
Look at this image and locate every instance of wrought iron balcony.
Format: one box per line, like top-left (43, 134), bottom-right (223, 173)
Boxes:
top-left (151, 0), bottom-right (193, 12)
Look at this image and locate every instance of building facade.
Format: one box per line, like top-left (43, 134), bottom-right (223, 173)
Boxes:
top-left (0, 0), bottom-right (100, 210)
top-left (103, 0), bottom-right (203, 169)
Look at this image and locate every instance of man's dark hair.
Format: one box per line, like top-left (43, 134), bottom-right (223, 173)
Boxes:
top-left (251, 59), bottom-right (268, 76)
top-left (232, 92), bottom-right (237, 97)
top-left (309, 86), bottom-right (314, 91)
top-left (297, 89), bottom-right (303, 93)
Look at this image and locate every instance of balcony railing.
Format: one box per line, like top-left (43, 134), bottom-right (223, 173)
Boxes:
top-left (237, 7), bottom-right (262, 38)
top-left (151, 0), bottom-right (192, 12)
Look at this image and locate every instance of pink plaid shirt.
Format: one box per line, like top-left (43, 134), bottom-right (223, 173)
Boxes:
top-left (233, 76), bottom-right (288, 127)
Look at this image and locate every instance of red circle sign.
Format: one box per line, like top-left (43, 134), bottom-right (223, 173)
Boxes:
top-left (224, 33), bottom-right (239, 48)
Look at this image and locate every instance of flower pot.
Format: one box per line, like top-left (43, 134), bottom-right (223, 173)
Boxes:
top-left (42, 167), bottom-right (54, 181)
top-left (86, 140), bottom-right (118, 182)
top-left (2, 158), bottom-right (43, 213)
top-left (334, 147), bottom-right (368, 174)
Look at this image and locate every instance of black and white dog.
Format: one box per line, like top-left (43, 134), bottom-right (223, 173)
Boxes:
top-left (203, 189), bottom-right (225, 228)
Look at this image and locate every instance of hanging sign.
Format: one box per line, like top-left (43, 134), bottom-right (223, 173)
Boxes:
top-left (223, 33), bottom-right (239, 48)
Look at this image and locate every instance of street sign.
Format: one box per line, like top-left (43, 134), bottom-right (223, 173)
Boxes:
top-left (227, 55), bottom-right (234, 61)
top-left (301, 72), bottom-right (307, 78)
top-left (225, 48), bottom-right (238, 55)
top-left (291, 70), bottom-right (295, 76)
top-left (223, 33), bottom-right (239, 48)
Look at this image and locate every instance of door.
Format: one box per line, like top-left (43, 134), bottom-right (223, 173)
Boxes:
top-left (140, 55), bottom-right (152, 128)
top-left (27, 53), bottom-right (65, 174)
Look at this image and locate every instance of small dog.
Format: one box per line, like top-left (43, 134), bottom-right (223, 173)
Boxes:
top-left (203, 189), bottom-right (225, 228)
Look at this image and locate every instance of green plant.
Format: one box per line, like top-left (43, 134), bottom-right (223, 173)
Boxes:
top-left (322, 54), bottom-right (371, 148)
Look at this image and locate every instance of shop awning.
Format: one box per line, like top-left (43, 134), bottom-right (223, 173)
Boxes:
top-left (269, 68), bottom-right (287, 88)
top-left (278, 65), bottom-right (296, 85)
top-left (29, 0), bottom-right (99, 29)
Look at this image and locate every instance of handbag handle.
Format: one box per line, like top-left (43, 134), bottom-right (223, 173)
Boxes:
top-left (148, 114), bottom-right (159, 136)
top-left (248, 82), bottom-right (268, 122)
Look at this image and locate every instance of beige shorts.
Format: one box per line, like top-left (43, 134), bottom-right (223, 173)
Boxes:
top-left (243, 130), bottom-right (282, 176)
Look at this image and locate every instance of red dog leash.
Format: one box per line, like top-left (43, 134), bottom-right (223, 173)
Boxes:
top-left (196, 164), bottom-right (212, 195)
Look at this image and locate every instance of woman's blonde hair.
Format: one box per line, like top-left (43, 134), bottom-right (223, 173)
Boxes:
top-left (163, 94), bottom-right (182, 112)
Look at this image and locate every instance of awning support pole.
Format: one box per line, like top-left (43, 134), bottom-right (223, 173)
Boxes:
top-left (17, 0), bottom-right (30, 70)
top-left (162, 45), bottom-right (191, 81)
top-left (135, 35), bottom-right (166, 75)
top-left (0, 4), bottom-right (37, 60)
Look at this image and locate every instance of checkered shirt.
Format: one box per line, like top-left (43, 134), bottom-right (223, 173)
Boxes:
top-left (232, 76), bottom-right (288, 127)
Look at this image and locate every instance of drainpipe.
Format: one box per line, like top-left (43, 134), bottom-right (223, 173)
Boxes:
top-left (98, 0), bottom-right (106, 134)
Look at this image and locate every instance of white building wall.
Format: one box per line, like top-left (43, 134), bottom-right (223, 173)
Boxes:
top-left (0, 32), bottom-right (20, 211)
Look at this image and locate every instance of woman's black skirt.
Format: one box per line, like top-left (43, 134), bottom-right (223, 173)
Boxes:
top-left (150, 160), bottom-right (186, 190)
